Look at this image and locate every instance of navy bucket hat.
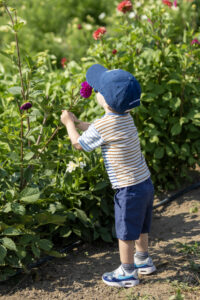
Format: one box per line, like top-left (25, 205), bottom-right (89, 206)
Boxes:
top-left (86, 64), bottom-right (141, 113)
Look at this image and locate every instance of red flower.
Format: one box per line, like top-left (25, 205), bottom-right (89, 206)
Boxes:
top-left (162, 0), bottom-right (173, 7)
top-left (77, 24), bottom-right (82, 30)
top-left (112, 49), bottom-right (117, 55)
top-left (117, 1), bottom-right (133, 14)
top-left (61, 57), bottom-right (67, 68)
top-left (93, 27), bottom-right (107, 40)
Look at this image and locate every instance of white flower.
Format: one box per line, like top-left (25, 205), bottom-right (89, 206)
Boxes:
top-left (53, 37), bottom-right (62, 43)
top-left (141, 15), bottom-right (148, 20)
top-left (99, 12), bottom-right (106, 20)
top-left (135, 2), bottom-right (142, 8)
top-left (79, 162), bottom-right (86, 169)
top-left (84, 23), bottom-right (92, 30)
top-left (0, 25), bottom-right (10, 32)
top-left (129, 11), bottom-right (136, 19)
top-left (172, 6), bottom-right (179, 11)
top-left (66, 161), bottom-right (77, 173)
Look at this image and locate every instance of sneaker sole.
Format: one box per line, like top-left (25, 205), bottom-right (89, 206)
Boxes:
top-left (137, 265), bottom-right (156, 275)
top-left (102, 277), bottom-right (140, 288)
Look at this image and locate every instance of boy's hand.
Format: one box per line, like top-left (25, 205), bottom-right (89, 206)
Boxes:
top-left (61, 110), bottom-right (75, 125)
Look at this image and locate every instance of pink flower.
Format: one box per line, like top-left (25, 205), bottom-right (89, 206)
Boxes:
top-left (112, 49), bottom-right (117, 55)
top-left (20, 102), bottom-right (32, 110)
top-left (80, 81), bottom-right (93, 98)
top-left (61, 57), bottom-right (67, 68)
top-left (173, 0), bottom-right (178, 7)
top-left (93, 27), bottom-right (107, 40)
top-left (162, 0), bottom-right (173, 7)
top-left (191, 39), bottom-right (200, 45)
top-left (117, 1), bottom-right (133, 14)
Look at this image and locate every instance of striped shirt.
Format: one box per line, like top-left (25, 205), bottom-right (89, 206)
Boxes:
top-left (78, 112), bottom-right (150, 189)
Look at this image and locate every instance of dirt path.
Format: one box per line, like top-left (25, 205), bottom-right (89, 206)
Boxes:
top-left (0, 182), bottom-right (200, 300)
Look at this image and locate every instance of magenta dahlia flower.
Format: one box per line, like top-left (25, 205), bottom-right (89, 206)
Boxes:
top-left (191, 39), bottom-right (200, 45)
top-left (80, 81), bottom-right (93, 98)
top-left (20, 102), bottom-right (32, 110)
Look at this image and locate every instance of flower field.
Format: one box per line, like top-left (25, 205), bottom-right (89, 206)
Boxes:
top-left (0, 0), bottom-right (200, 286)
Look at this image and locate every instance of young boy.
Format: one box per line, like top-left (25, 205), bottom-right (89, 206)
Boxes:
top-left (60, 64), bottom-right (156, 288)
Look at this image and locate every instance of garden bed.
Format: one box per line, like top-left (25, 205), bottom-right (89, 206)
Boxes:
top-left (0, 173), bottom-right (200, 300)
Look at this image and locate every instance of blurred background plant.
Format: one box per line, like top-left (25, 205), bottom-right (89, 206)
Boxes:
top-left (0, 0), bottom-right (113, 70)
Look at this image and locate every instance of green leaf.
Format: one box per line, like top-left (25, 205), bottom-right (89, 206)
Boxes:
top-left (20, 187), bottom-right (40, 203)
top-left (93, 181), bottom-right (108, 191)
top-left (35, 213), bottom-right (67, 226)
top-left (171, 123), bottom-right (182, 136)
top-left (1, 227), bottom-right (23, 236)
top-left (37, 239), bottom-right (53, 251)
top-left (166, 145), bottom-right (173, 157)
top-left (0, 245), bottom-right (7, 260)
top-left (99, 228), bottom-right (112, 243)
top-left (167, 79), bottom-right (180, 84)
top-left (181, 144), bottom-right (190, 156)
top-left (149, 136), bottom-right (159, 144)
top-left (93, 230), bottom-right (100, 240)
top-left (0, 237), bottom-right (17, 251)
top-left (72, 226), bottom-right (81, 237)
top-left (23, 152), bottom-right (35, 161)
top-left (31, 243), bottom-right (40, 258)
top-left (154, 147), bottom-right (164, 159)
top-left (75, 208), bottom-right (88, 224)
top-left (59, 227), bottom-right (72, 238)
top-left (100, 198), bottom-right (110, 215)
top-left (8, 86), bottom-right (21, 95)
top-left (13, 22), bottom-right (25, 32)
top-left (11, 203), bottom-right (26, 215)
top-left (2, 203), bottom-right (12, 213)
top-left (0, 50), bottom-right (13, 60)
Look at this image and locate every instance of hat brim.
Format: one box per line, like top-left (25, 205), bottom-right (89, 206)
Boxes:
top-left (86, 64), bottom-right (108, 92)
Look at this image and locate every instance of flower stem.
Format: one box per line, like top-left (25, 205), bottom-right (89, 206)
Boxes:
top-left (20, 116), bottom-right (24, 190)
top-left (39, 126), bottom-right (61, 154)
top-left (36, 113), bottom-right (47, 145)
top-left (27, 114), bottom-right (31, 147)
top-left (4, 5), bottom-right (26, 100)
top-left (100, 39), bottom-right (110, 68)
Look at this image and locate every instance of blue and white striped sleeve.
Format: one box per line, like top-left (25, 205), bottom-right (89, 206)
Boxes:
top-left (78, 124), bottom-right (105, 152)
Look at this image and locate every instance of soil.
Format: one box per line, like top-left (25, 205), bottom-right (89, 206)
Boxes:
top-left (0, 173), bottom-right (200, 300)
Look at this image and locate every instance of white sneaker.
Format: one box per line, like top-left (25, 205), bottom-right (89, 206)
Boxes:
top-left (134, 256), bottom-right (156, 275)
top-left (102, 265), bottom-right (139, 288)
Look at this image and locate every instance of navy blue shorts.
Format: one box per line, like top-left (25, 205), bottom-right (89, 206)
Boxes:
top-left (114, 177), bottom-right (154, 241)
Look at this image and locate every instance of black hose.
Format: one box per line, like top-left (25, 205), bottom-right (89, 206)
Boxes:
top-left (153, 181), bottom-right (200, 209)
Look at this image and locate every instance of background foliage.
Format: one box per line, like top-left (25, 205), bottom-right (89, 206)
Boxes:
top-left (0, 0), bottom-right (113, 68)
top-left (0, 0), bottom-right (200, 281)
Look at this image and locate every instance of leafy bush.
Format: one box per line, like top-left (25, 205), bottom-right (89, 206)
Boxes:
top-left (0, 0), bottom-right (200, 281)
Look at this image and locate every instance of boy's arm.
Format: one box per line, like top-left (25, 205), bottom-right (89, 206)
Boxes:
top-left (61, 110), bottom-right (82, 150)
top-left (69, 112), bottom-right (91, 131)
top-left (75, 121), bottom-right (91, 131)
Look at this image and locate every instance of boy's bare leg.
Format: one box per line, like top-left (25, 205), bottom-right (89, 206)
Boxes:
top-left (118, 239), bottom-right (134, 264)
top-left (135, 233), bottom-right (148, 252)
